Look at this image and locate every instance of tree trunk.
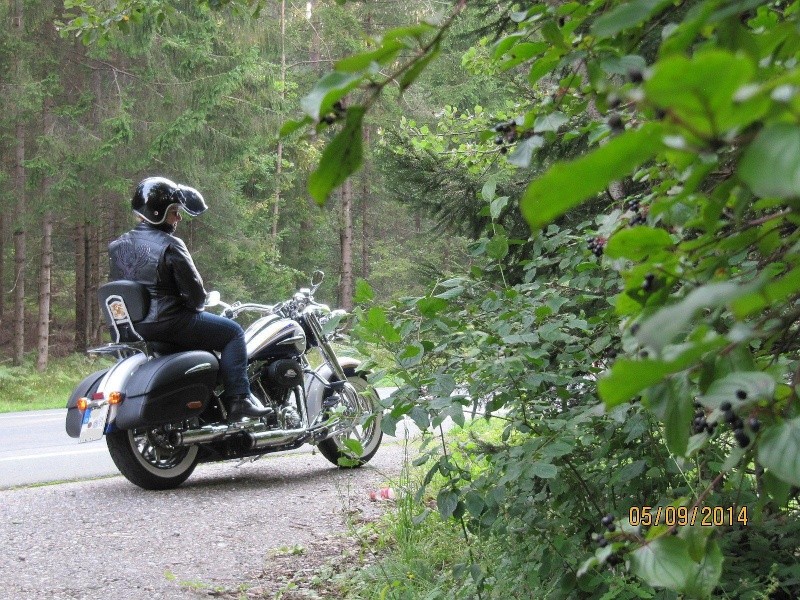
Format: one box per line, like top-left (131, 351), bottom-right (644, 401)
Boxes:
top-left (271, 0), bottom-right (286, 250)
top-left (13, 119), bottom-right (27, 366)
top-left (13, 230), bottom-right (25, 365)
top-left (339, 180), bottom-right (354, 311)
top-left (87, 224), bottom-right (101, 345)
top-left (361, 125), bottom-right (370, 279)
top-left (74, 223), bottom-right (87, 353)
top-left (36, 212), bottom-right (53, 371)
top-left (0, 213), bottom-right (5, 321)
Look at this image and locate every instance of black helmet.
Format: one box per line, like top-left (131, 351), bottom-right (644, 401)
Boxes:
top-left (131, 177), bottom-right (208, 224)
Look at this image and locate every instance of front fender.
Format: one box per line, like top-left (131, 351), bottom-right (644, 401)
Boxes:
top-left (305, 357), bottom-right (362, 425)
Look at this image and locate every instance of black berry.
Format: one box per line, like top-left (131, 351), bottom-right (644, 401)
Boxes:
top-left (720, 401), bottom-right (732, 412)
top-left (608, 113), bottom-right (624, 132)
top-left (601, 514), bottom-right (614, 527)
top-left (736, 390), bottom-right (748, 400)
top-left (597, 537), bottom-right (608, 547)
top-left (628, 68), bottom-right (644, 83)
top-left (734, 429), bottom-right (751, 448)
top-left (642, 273), bottom-right (655, 292)
top-left (748, 417), bottom-right (761, 433)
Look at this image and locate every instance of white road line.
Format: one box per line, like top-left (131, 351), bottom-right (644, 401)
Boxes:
top-left (0, 446), bottom-right (107, 462)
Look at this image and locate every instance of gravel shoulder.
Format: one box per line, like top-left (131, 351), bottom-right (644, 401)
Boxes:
top-left (0, 441), bottom-right (414, 600)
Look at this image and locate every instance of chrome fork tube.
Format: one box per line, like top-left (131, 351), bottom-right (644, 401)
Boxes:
top-left (305, 312), bottom-right (348, 381)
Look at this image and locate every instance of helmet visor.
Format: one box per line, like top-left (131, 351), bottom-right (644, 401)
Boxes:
top-left (177, 185), bottom-right (208, 216)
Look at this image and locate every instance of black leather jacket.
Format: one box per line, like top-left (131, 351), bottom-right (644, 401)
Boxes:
top-left (108, 222), bottom-right (207, 323)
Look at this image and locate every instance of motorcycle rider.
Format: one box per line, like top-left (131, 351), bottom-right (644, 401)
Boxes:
top-left (108, 176), bottom-right (272, 422)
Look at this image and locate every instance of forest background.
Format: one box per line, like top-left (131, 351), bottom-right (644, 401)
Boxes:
top-left (3, 0), bottom-right (800, 599)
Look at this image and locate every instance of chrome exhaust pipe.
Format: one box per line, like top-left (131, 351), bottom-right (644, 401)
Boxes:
top-left (169, 421), bottom-right (269, 446)
top-left (169, 424), bottom-right (232, 446)
top-left (246, 427), bottom-right (307, 450)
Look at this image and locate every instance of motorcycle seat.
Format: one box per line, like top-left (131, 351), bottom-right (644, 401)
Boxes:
top-left (149, 341), bottom-right (185, 356)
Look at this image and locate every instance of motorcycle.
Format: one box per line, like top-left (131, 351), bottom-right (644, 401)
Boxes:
top-left (65, 271), bottom-right (383, 490)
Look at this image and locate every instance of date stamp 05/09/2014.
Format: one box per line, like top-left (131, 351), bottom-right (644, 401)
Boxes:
top-left (628, 505), bottom-right (749, 527)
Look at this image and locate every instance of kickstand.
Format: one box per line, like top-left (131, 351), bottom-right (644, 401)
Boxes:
top-left (234, 455), bottom-right (264, 468)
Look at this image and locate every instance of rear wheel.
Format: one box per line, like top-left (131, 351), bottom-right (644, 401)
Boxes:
top-left (107, 427), bottom-right (199, 490)
top-left (317, 375), bottom-right (383, 468)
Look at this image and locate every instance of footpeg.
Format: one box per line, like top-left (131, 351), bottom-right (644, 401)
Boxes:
top-left (322, 393), bottom-right (341, 409)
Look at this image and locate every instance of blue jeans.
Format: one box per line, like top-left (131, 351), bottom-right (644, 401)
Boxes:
top-left (137, 311), bottom-right (249, 398)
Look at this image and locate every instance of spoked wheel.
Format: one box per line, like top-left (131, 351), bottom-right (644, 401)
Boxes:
top-left (106, 427), bottom-right (199, 490)
top-left (317, 375), bottom-right (383, 468)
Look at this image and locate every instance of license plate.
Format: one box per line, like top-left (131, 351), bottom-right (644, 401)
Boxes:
top-left (79, 403), bottom-right (110, 443)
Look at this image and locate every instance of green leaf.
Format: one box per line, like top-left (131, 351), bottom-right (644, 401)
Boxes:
top-left (308, 107), bottom-right (365, 205)
top-left (683, 540), bottom-right (724, 598)
top-left (599, 359), bottom-right (675, 408)
top-left (521, 123), bottom-right (664, 230)
top-left (343, 438), bottom-right (364, 456)
top-left (481, 179), bottom-right (497, 202)
top-left (507, 136), bottom-right (544, 168)
top-left (733, 265), bottom-right (800, 317)
top-left (529, 462), bottom-right (558, 479)
top-left (644, 50), bottom-right (759, 136)
top-left (605, 226), bottom-right (673, 261)
top-left (380, 412), bottom-right (398, 436)
top-left (437, 489), bottom-right (459, 518)
top-left (279, 115), bottom-right (312, 137)
top-left (533, 111), bottom-right (568, 133)
top-left (464, 491), bottom-right (485, 517)
top-left (490, 196), bottom-right (510, 220)
top-left (591, 0), bottom-right (672, 38)
top-left (400, 44), bottom-right (441, 92)
top-left (486, 235), bottom-right (509, 260)
top-left (740, 124), bottom-right (800, 199)
top-left (361, 305), bottom-right (401, 343)
top-left (612, 459), bottom-right (646, 484)
top-left (758, 418), bottom-right (800, 487)
top-left (663, 379), bottom-right (693, 456)
top-left (699, 371), bottom-right (775, 409)
top-left (630, 537), bottom-right (696, 591)
top-left (636, 281), bottom-right (753, 352)
top-left (354, 279), bottom-right (374, 303)
top-left (398, 342), bottom-right (425, 368)
top-left (416, 296), bottom-right (448, 317)
top-left (335, 40), bottom-right (405, 72)
top-left (300, 71), bottom-right (363, 120)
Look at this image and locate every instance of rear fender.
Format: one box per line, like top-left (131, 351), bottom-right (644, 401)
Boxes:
top-left (305, 357), bottom-right (362, 424)
top-left (99, 353), bottom-right (149, 431)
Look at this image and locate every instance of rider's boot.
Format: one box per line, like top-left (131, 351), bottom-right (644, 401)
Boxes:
top-left (227, 393), bottom-right (274, 421)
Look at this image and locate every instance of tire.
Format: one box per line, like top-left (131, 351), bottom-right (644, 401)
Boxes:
top-left (317, 374), bottom-right (383, 468)
top-left (106, 427), bottom-right (199, 490)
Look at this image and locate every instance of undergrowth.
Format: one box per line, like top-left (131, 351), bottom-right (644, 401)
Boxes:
top-left (0, 353), bottom-right (113, 412)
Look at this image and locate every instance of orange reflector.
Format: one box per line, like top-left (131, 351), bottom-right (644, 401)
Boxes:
top-left (77, 397), bottom-right (89, 411)
top-left (108, 391), bottom-right (124, 405)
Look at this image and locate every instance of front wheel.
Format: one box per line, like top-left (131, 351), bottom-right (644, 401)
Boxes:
top-left (107, 427), bottom-right (199, 490)
top-left (317, 375), bottom-right (383, 468)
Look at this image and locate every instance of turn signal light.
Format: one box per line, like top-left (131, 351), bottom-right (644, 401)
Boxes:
top-left (108, 391), bottom-right (124, 405)
top-left (76, 397), bottom-right (89, 411)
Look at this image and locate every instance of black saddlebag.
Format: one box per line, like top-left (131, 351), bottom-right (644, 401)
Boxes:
top-left (65, 368), bottom-right (110, 438)
top-left (115, 351), bottom-right (219, 430)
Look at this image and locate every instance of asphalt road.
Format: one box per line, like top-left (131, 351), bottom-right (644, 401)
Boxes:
top-left (0, 409), bottom-right (118, 488)
top-left (0, 389), bottom-right (424, 599)
top-left (0, 388), bottom-right (409, 489)
top-left (0, 441), bottom-right (415, 599)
